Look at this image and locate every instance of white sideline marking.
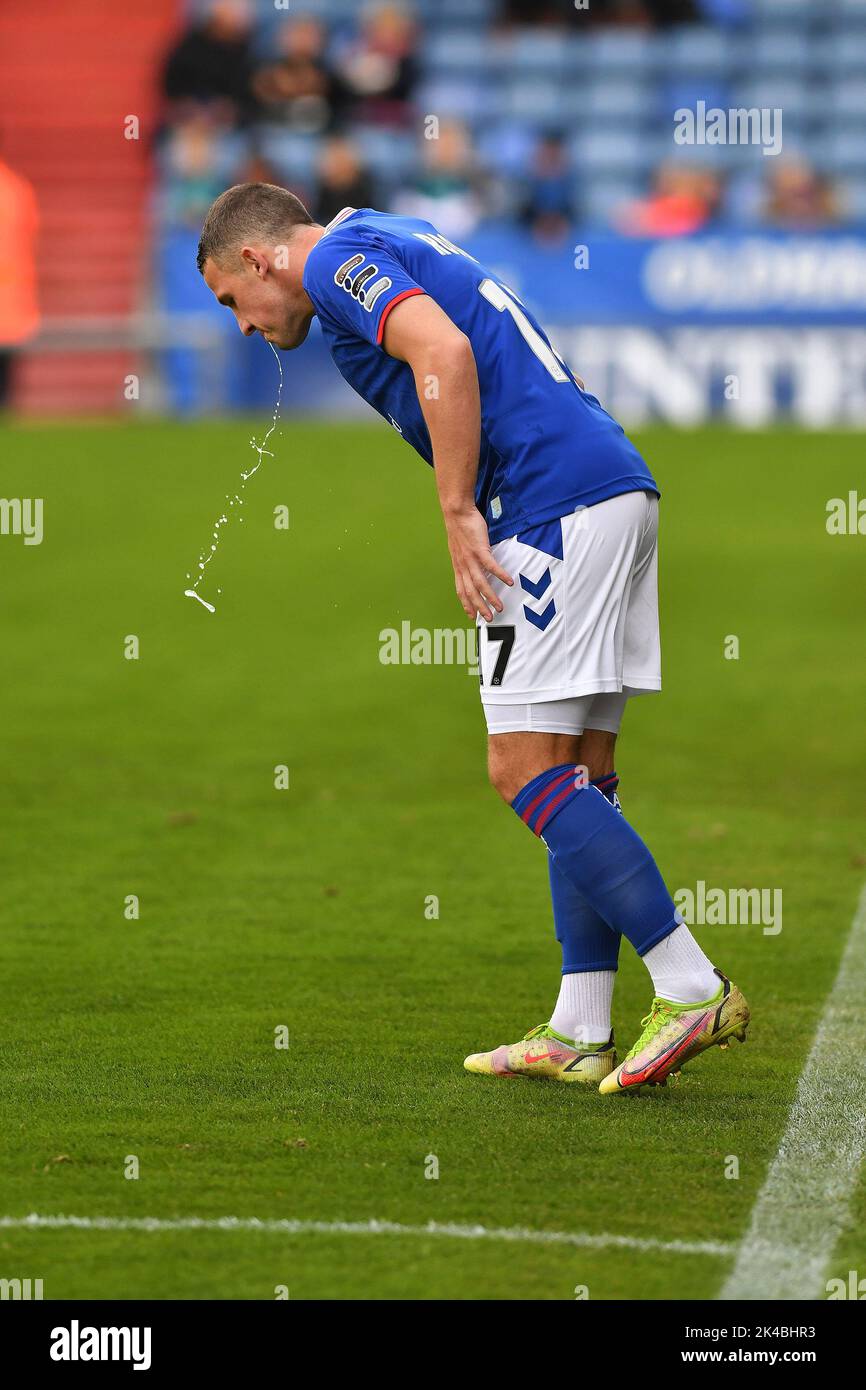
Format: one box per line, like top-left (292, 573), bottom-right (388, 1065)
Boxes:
top-left (719, 882), bottom-right (866, 1301)
top-left (0, 1212), bottom-right (732, 1259)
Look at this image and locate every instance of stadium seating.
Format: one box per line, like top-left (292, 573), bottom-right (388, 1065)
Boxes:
top-left (171, 0), bottom-right (866, 231)
top-left (155, 0), bottom-right (866, 420)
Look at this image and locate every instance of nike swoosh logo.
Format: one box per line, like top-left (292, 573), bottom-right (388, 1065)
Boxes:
top-left (525, 1050), bottom-right (558, 1064)
top-left (621, 1012), bottom-right (710, 1081)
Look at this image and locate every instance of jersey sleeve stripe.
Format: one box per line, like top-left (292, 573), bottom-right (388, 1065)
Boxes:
top-left (375, 287), bottom-right (426, 345)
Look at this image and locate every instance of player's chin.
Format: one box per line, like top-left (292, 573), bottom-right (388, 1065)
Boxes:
top-left (279, 316), bottom-right (312, 350)
top-left (268, 331), bottom-right (303, 351)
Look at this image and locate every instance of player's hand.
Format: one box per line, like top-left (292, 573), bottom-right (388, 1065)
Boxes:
top-left (443, 505), bottom-right (513, 623)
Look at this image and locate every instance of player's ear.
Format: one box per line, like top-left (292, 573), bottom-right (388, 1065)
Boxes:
top-left (239, 246), bottom-right (267, 276)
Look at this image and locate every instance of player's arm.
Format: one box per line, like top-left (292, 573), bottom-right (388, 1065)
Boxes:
top-left (382, 294), bottom-right (513, 622)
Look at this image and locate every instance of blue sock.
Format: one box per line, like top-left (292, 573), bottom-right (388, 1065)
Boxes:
top-left (513, 765), bottom-right (678, 957)
top-left (549, 772), bottom-right (622, 974)
top-left (591, 771), bottom-right (622, 815)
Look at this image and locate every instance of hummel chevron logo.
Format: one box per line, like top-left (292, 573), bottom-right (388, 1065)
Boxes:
top-left (520, 567), bottom-right (556, 631)
top-left (524, 600), bottom-right (555, 631)
top-left (519, 567), bottom-right (552, 599)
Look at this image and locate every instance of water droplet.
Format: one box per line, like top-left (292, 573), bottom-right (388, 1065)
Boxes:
top-left (182, 342), bottom-right (283, 610)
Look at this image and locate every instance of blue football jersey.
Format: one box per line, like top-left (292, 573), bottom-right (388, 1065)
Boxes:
top-left (302, 207), bottom-right (658, 543)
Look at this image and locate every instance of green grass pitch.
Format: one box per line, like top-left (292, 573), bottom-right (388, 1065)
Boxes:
top-left (1, 417), bottom-right (864, 1300)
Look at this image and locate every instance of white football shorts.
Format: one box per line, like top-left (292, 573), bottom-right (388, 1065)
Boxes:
top-left (478, 489), bottom-right (661, 735)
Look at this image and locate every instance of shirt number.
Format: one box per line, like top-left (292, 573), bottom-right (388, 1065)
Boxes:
top-left (478, 278), bottom-right (569, 383)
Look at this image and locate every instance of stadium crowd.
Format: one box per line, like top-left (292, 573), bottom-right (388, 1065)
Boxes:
top-left (154, 0), bottom-right (859, 247)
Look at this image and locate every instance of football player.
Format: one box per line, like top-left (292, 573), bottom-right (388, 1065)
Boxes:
top-left (199, 185), bottom-right (749, 1093)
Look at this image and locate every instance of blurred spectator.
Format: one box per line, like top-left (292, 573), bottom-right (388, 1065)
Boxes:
top-left (501, 0), bottom-right (585, 23)
top-left (640, 0), bottom-right (699, 23)
top-left (333, 4), bottom-right (417, 129)
top-left (313, 137), bottom-right (378, 225)
top-left (0, 154), bottom-right (39, 409)
top-left (763, 159), bottom-right (840, 231)
top-left (392, 120), bottom-right (487, 241)
top-left (153, 0), bottom-right (862, 258)
top-left (696, 0), bottom-right (750, 25)
top-left (237, 152), bottom-right (287, 189)
top-left (518, 132), bottom-right (576, 245)
top-left (251, 17), bottom-right (349, 133)
top-left (503, 0), bottom-right (697, 26)
top-left (160, 113), bottom-right (229, 230)
top-left (617, 163), bottom-right (720, 236)
top-left (162, 0), bottom-right (255, 126)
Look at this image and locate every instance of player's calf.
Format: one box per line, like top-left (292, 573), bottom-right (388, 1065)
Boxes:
top-left (509, 759), bottom-right (730, 1013)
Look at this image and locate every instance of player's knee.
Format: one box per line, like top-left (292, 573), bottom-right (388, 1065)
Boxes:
top-left (579, 729), bottom-right (617, 783)
top-left (580, 750), bottom-right (612, 782)
top-left (487, 748), bottom-right (556, 805)
top-left (487, 748), bottom-right (523, 804)
top-left (488, 733), bottom-right (587, 806)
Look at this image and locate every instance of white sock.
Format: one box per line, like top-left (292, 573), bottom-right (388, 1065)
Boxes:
top-left (549, 971), bottom-right (614, 1046)
top-left (642, 925), bottom-right (718, 1004)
